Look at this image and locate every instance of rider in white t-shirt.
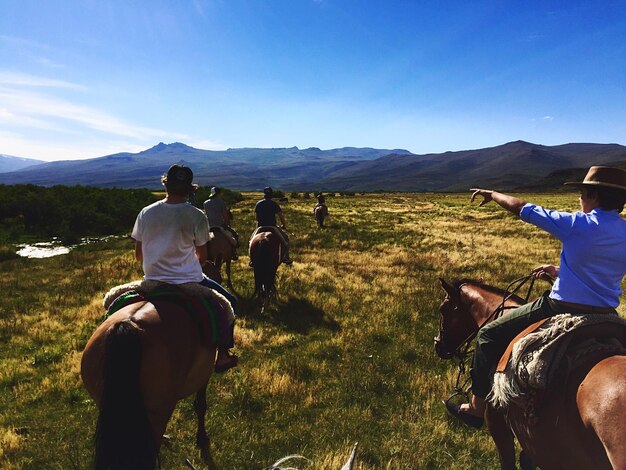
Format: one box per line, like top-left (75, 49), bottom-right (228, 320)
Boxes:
top-left (133, 199), bottom-right (209, 283)
top-left (131, 164), bottom-right (238, 373)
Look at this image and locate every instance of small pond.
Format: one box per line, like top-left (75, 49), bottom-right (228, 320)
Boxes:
top-left (16, 235), bottom-right (121, 259)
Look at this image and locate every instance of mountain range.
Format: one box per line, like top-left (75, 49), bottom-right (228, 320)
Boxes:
top-left (1, 141), bottom-right (625, 191)
top-left (0, 154), bottom-right (45, 173)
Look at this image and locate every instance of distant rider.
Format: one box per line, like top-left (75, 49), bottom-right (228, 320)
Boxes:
top-left (313, 193), bottom-right (328, 215)
top-left (250, 186), bottom-right (293, 265)
top-left (203, 186), bottom-right (239, 260)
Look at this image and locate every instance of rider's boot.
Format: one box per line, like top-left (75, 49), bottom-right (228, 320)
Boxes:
top-left (283, 246), bottom-right (293, 265)
top-left (215, 348), bottom-right (238, 373)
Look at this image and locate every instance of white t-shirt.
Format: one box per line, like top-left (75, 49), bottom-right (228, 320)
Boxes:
top-left (131, 200), bottom-right (210, 284)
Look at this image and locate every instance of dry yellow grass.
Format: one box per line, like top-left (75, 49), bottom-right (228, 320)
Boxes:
top-left (0, 192), bottom-right (624, 468)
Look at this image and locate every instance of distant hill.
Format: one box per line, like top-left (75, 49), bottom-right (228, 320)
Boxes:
top-left (0, 141), bottom-right (625, 191)
top-left (317, 141), bottom-right (626, 191)
top-left (0, 154), bottom-right (45, 173)
top-left (516, 160), bottom-right (626, 192)
top-left (0, 143), bottom-right (411, 189)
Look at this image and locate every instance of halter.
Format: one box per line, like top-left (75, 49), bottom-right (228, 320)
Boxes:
top-left (442, 274), bottom-right (539, 404)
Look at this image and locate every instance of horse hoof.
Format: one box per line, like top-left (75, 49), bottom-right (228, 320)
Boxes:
top-left (520, 450), bottom-right (536, 470)
top-left (196, 433), bottom-right (209, 449)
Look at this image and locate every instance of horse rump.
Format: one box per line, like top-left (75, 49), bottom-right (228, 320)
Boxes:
top-left (315, 205), bottom-right (328, 226)
top-left (252, 236), bottom-right (276, 299)
top-left (94, 319), bottom-right (156, 470)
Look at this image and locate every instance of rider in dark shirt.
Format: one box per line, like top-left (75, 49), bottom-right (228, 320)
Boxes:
top-left (253, 187), bottom-right (293, 264)
top-left (255, 197), bottom-right (282, 226)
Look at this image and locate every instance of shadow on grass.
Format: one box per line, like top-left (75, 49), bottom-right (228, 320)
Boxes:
top-left (232, 291), bottom-right (264, 317)
top-left (232, 288), bottom-right (340, 334)
top-left (269, 296), bottom-right (340, 333)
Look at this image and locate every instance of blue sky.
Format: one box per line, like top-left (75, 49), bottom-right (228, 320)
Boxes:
top-left (1, 0), bottom-right (625, 161)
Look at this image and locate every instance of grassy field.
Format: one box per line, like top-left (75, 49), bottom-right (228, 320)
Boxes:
top-left (1, 192), bottom-right (624, 469)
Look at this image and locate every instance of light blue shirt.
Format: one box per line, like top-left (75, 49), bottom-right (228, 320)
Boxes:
top-left (520, 203), bottom-right (626, 307)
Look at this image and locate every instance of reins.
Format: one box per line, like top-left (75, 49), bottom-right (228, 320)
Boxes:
top-left (444, 274), bottom-right (538, 404)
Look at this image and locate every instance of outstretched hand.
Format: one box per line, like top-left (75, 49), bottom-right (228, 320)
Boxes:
top-left (532, 264), bottom-right (558, 283)
top-left (470, 188), bottom-right (494, 206)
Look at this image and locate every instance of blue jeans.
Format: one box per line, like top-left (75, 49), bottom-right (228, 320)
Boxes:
top-left (200, 275), bottom-right (237, 311)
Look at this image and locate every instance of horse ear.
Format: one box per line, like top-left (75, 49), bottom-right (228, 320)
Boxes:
top-left (439, 278), bottom-right (456, 297)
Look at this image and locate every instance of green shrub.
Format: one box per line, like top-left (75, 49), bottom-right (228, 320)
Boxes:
top-left (0, 243), bottom-right (19, 261)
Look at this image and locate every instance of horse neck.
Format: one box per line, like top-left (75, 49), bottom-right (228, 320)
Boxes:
top-left (460, 284), bottom-right (510, 326)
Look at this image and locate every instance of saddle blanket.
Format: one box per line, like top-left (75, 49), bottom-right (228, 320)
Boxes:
top-left (103, 280), bottom-right (234, 347)
top-left (489, 313), bottom-right (626, 409)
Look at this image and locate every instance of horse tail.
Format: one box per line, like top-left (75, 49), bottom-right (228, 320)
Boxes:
top-left (94, 319), bottom-right (156, 470)
top-left (253, 237), bottom-right (275, 298)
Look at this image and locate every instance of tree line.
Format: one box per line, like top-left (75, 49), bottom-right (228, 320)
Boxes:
top-left (0, 184), bottom-right (243, 244)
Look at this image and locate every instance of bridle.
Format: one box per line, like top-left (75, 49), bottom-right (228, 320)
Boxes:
top-left (439, 274), bottom-right (539, 403)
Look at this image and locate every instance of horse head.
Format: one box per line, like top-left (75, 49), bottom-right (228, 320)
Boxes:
top-left (435, 278), bottom-right (480, 360)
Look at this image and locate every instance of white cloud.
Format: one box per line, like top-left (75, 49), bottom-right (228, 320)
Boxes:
top-left (0, 85), bottom-right (187, 141)
top-left (0, 106), bottom-right (68, 132)
top-left (32, 57), bottom-right (65, 69)
top-left (0, 72), bottom-right (86, 90)
top-left (531, 115), bottom-right (555, 123)
top-left (193, 0), bottom-right (208, 18)
top-left (0, 131), bottom-right (148, 161)
top-left (0, 71), bottom-right (200, 160)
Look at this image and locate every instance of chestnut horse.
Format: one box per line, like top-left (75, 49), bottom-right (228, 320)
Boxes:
top-left (436, 278), bottom-right (626, 470)
top-left (249, 229), bottom-right (282, 312)
top-left (206, 229), bottom-right (234, 288)
top-left (81, 300), bottom-right (218, 469)
top-left (314, 204), bottom-right (328, 228)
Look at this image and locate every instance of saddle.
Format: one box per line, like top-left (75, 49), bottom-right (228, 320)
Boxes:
top-left (253, 226), bottom-right (288, 247)
top-left (314, 204), bottom-right (328, 214)
top-left (103, 280), bottom-right (235, 347)
top-left (489, 313), bottom-right (626, 412)
top-left (209, 226), bottom-right (237, 246)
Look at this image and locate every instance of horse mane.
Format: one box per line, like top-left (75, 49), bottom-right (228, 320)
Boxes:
top-left (452, 278), bottom-right (526, 304)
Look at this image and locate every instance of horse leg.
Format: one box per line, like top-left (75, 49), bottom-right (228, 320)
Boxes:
top-left (193, 382), bottom-right (217, 469)
top-left (261, 293), bottom-right (269, 313)
top-left (519, 450), bottom-right (536, 470)
top-left (193, 382), bottom-right (209, 448)
top-left (485, 407), bottom-right (517, 470)
top-left (226, 259), bottom-right (233, 289)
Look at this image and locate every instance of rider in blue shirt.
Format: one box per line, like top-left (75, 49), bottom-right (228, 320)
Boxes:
top-left (446, 166), bottom-right (626, 428)
top-left (520, 203), bottom-right (626, 307)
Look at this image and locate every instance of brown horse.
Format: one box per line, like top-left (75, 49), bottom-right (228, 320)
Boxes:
top-left (206, 229), bottom-right (234, 288)
top-left (249, 230), bottom-right (282, 312)
top-left (436, 278), bottom-right (626, 470)
top-left (314, 204), bottom-right (328, 228)
top-left (81, 300), bottom-right (218, 469)
top-left (202, 258), bottom-right (223, 285)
